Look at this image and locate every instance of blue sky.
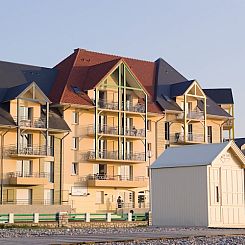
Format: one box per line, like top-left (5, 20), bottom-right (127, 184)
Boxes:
top-left (1, 0), bottom-right (245, 136)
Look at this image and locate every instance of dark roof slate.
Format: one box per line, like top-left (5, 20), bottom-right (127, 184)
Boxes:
top-left (234, 138), bottom-right (245, 149)
top-left (203, 88), bottom-right (234, 104)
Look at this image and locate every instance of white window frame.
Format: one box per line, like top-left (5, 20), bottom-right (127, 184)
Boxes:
top-left (72, 111), bottom-right (79, 125)
top-left (72, 137), bottom-right (79, 150)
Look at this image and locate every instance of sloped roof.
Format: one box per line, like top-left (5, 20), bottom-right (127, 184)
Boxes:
top-left (50, 49), bottom-right (162, 113)
top-left (198, 97), bottom-right (232, 118)
top-left (151, 142), bottom-right (230, 169)
top-left (0, 107), bottom-right (16, 127)
top-left (234, 138), bottom-right (245, 149)
top-left (203, 88), bottom-right (234, 105)
top-left (0, 60), bottom-right (57, 97)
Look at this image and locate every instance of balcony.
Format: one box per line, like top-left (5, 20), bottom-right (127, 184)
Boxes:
top-left (98, 100), bottom-right (145, 113)
top-left (86, 174), bottom-right (148, 188)
top-left (177, 110), bottom-right (204, 120)
top-left (125, 102), bottom-right (145, 113)
top-left (87, 124), bottom-right (145, 138)
top-left (86, 150), bottom-right (146, 162)
top-left (169, 132), bottom-right (205, 144)
top-left (6, 145), bottom-right (53, 158)
top-left (98, 100), bottom-right (118, 110)
top-left (8, 172), bottom-right (49, 185)
top-left (14, 116), bottom-right (46, 129)
top-left (223, 119), bottom-right (233, 129)
top-left (125, 128), bottom-right (145, 137)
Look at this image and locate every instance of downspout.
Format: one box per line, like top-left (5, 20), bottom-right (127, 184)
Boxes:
top-left (155, 111), bottom-right (166, 158)
top-left (59, 132), bottom-right (70, 205)
top-left (1, 129), bottom-right (10, 205)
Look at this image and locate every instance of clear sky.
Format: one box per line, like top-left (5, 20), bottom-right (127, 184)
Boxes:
top-left (1, 0), bottom-right (245, 136)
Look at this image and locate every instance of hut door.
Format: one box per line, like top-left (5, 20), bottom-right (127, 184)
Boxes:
top-left (221, 166), bottom-right (245, 225)
top-left (209, 167), bottom-right (222, 225)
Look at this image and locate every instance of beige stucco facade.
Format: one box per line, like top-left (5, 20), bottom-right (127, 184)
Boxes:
top-left (0, 62), bottom-right (234, 214)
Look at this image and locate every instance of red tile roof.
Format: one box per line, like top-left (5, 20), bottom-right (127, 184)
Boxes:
top-left (50, 49), bottom-right (162, 113)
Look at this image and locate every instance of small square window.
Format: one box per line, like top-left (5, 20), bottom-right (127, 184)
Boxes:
top-left (72, 112), bottom-right (79, 124)
top-left (72, 137), bottom-right (79, 150)
top-left (71, 162), bottom-right (78, 175)
top-left (147, 120), bottom-right (152, 131)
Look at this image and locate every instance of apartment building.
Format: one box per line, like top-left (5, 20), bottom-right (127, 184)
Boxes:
top-left (0, 49), bottom-right (234, 213)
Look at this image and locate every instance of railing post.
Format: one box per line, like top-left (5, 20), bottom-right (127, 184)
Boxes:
top-left (106, 213), bottom-right (111, 222)
top-left (85, 213), bottom-right (90, 222)
top-left (34, 213), bottom-right (39, 223)
top-left (9, 213), bottom-right (14, 224)
top-left (128, 212), bottom-right (132, 222)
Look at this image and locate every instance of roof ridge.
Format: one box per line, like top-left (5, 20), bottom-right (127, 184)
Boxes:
top-left (60, 50), bottom-right (81, 102)
top-left (0, 60), bottom-right (50, 69)
top-left (76, 48), bottom-right (154, 64)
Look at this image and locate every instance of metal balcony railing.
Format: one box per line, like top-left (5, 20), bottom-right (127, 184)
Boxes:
top-left (125, 152), bottom-right (146, 161)
top-left (125, 128), bottom-right (145, 137)
top-left (170, 132), bottom-right (205, 143)
top-left (2, 199), bottom-right (58, 205)
top-left (14, 116), bottom-right (46, 128)
top-left (125, 101), bottom-right (145, 113)
top-left (6, 145), bottom-right (53, 156)
top-left (177, 110), bottom-right (204, 120)
top-left (87, 174), bottom-right (147, 181)
top-left (98, 99), bottom-right (118, 110)
top-left (8, 171), bottom-right (49, 178)
top-left (86, 150), bottom-right (145, 161)
top-left (224, 120), bottom-right (233, 127)
top-left (87, 124), bottom-right (145, 137)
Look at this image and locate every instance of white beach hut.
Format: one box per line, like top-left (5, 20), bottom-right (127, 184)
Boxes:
top-left (151, 141), bottom-right (245, 228)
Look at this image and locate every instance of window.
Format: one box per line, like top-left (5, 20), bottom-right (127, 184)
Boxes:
top-left (17, 160), bottom-right (32, 177)
top-left (147, 120), bottom-right (152, 131)
top-left (96, 191), bottom-right (104, 204)
top-left (72, 112), bottom-right (79, 124)
top-left (208, 126), bottom-right (213, 143)
top-left (48, 135), bottom-right (54, 156)
top-left (72, 137), bottom-right (79, 150)
top-left (165, 122), bottom-right (170, 140)
top-left (147, 143), bottom-right (152, 151)
top-left (44, 161), bottom-right (54, 183)
top-left (44, 189), bottom-right (54, 205)
top-left (71, 162), bottom-right (78, 175)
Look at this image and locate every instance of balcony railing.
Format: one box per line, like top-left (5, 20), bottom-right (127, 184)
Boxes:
top-left (14, 116), bottom-right (46, 128)
top-left (177, 110), bottom-right (204, 120)
top-left (6, 145), bottom-right (53, 157)
top-left (8, 171), bottom-right (49, 178)
top-left (98, 100), bottom-right (145, 113)
top-left (98, 100), bottom-right (118, 110)
top-left (2, 199), bottom-right (57, 205)
top-left (223, 120), bottom-right (233, 127)
top-left (87, 124), bottom-right (145, 137)
top-left (87, 174), bottom-right (147, 181)
top-left (86, 150), bottom-right (146, 161)
top-left (169, 132), bottom-right (205, 143)
top-left (125, 102), bottom-right (145, 113)
top-left (125, 128), bottom-right (145, 137)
